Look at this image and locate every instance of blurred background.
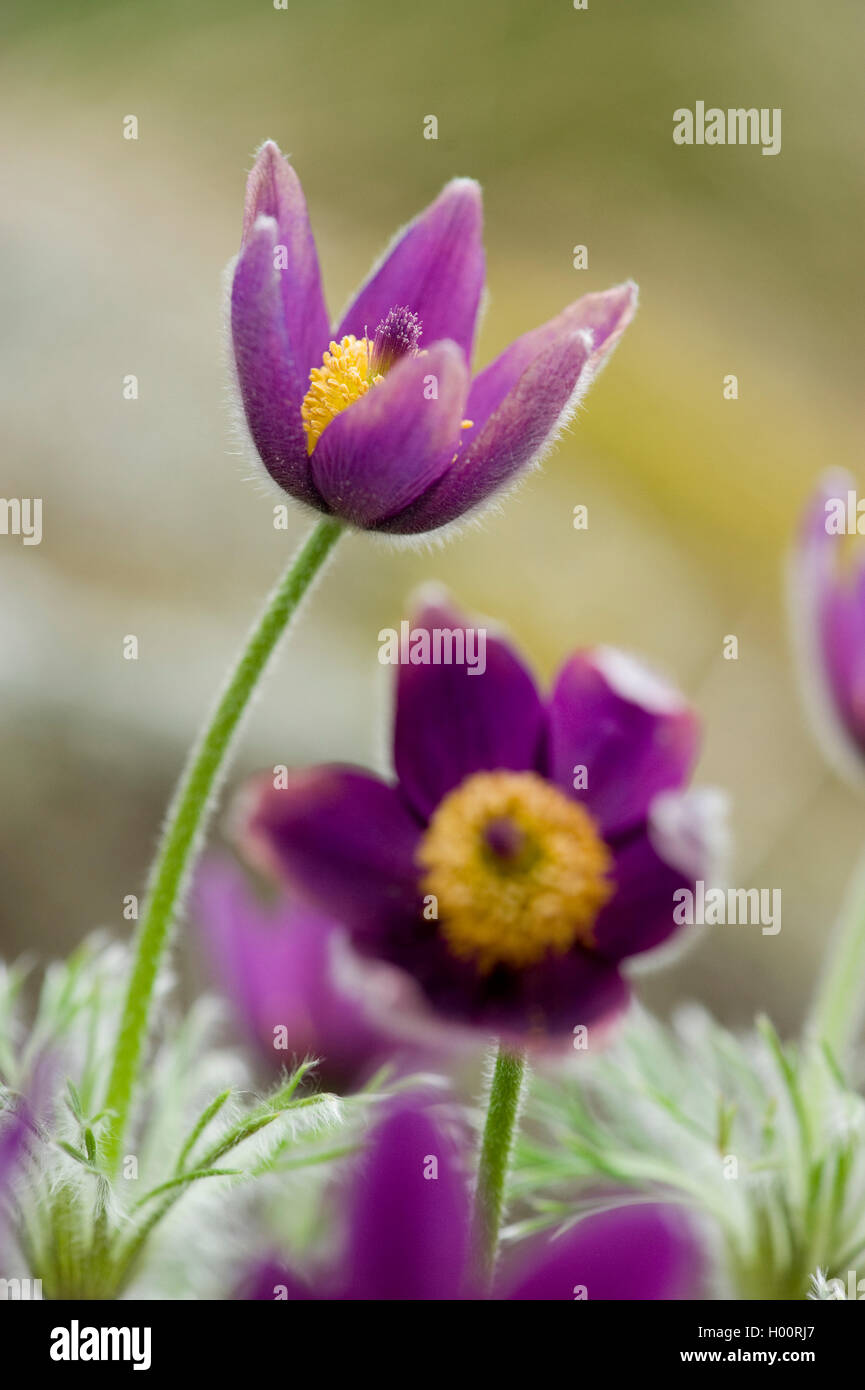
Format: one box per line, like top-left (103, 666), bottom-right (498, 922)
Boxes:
top-left (1, 0), bottom-right (862, 1033)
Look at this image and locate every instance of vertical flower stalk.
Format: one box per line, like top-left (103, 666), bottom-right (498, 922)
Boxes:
top-left (472, 1045), bottom-right (527, 1287)
top-left (102, 517), bottom-right (343, 1172)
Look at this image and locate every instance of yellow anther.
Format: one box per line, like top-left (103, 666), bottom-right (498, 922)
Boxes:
top-left (301, 336), bottom-right (383, 454)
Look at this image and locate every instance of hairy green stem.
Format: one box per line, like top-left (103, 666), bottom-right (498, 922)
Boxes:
top-left (102, 517), bottom-right (343, 1172)
top-left (472, 1045), bottom-right (526, 1287)
top-left (808, 842), bottom-right (865, 1065)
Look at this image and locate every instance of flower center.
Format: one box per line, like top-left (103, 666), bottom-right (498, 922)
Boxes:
top-left (417, 771), bottom-right (614, 973)
top-left (301, 307), bottom-right (422, 454)
top-left (301, 335), bottom-right (381, 454)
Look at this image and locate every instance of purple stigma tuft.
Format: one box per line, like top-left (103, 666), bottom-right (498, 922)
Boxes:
top-left (482, 817), bottom-right (526, 864)
top-left (371, 306), bottom-right (423, 373)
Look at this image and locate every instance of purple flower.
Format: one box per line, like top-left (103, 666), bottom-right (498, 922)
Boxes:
top-left (0, 1106), bottom-right (28, 1258)
top-left (239, 592), bottom-right (724, 1042)
top-left (194, 856), bottom-right (446, 1091)
top-left (230, 141), bottom-right (637, 534)
top-left (0, 1063), bottom-right (49, 1265)
top-left (790, 470), bottom-right (865, 782)
top-left (241, 1102), bottom-right (700, 1300)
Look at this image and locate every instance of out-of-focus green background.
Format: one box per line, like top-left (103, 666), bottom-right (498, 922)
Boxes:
top-left (1, 0), bottom-right (862, 1030)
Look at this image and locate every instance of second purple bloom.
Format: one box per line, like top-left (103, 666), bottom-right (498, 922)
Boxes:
top-left (239, 593), bottom-right (725, 1043)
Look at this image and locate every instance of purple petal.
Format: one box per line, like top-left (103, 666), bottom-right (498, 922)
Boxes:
top-left (239, 768), bottom-right (422, 946)
top-left (230, 216), bottom-right (323, 506)
top-left (310, 342), bottom-right (469, 527)
top-left (193, 856), bottom-right (422, 1090)
top-left (241, 142), bottom-right (330, 393)
top-left (467, 281), bottom-right (638, 439)
top-left (503, 1204), bottom-right (700, 1300)
top-left (545, 648), bottom-right (700, 839)
top-left (378, 283), bottom-right (636, 535)
top-left (0, 1057), bottom-right (53, 1262)
top-left (0, 1106), bottom-right (28, 1204)
top-left (344, 1103), bottom-right (470, 1300)
top-left (338, 179), bottom-right (484, 362)
top-left (789, 470), bottom-right (865, 778)
top-left (593, 789), bottom-right (728, 962)
top-left (389, 931), bottom-right (629, 1041)
top-left (393, 591), bottom-right (545, 819)
top-left (378, 327), bottom-right (592, 534)
top-left (194, 855), bottom-right (328, 1052)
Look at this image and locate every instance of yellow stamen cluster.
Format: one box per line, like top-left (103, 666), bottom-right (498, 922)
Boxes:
top-left (301, 335), bottom-right (383, 454)
top-left (417, 771), bottom-right (614, 974)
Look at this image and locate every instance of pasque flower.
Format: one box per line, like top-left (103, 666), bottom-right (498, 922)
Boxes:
top-left (230, 141), bottom-right (637, 533)
top-left (240, 592), bottom-right (724, 1041)
top-left (790, 470), bottom-right (865, 782)
top-left (194, 856), bottom-right (441, 1091)
top-left (242, 1101), bottom-right (700, 1300)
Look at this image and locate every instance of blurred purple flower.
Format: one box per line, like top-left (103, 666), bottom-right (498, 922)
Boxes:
top-left (0, 1096), bottom-right (28, 1178)
top-left (0, 1106), bottom-right (28, 1244)
top-left (239, 592), bottom-right (725, 1043)
top-left (0, 1063), bottom-right (49, 1266)
top-left (241, 1102), bottom-right (700, 1300)
top-left (230, 141), bottom-right (637, 534)
top-left (790, 470), bottom-right (865, 783)
top-left (194, 856), bottom-right (445, 1091)
top-left (0, 1113), bottom-right (26, 1267)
